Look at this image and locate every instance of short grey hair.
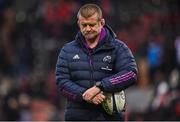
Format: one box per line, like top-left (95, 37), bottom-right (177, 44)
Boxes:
top-left (77, 4), bottom-right (102, 20)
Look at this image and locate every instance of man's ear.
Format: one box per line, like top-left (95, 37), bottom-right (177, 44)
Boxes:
top-left (101, 18), bottom-right (105, 26)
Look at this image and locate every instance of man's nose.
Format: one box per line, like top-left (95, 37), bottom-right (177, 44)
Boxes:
top-left (85, 25), bottom-right (91, 31)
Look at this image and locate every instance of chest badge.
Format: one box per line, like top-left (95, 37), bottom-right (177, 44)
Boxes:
top-left (103, 55), bottom-right (112, 63)
top-left (102, 55), bottom-right (112, 71)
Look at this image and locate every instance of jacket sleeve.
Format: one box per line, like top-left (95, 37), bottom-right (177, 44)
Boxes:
top-left (101, 42), bottom-right (138, 93)
top-left (55, 46), bottom-right (87, 102)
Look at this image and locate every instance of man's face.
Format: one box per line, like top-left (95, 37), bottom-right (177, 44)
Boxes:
top-left (78, 13), bottom-right (104, 40)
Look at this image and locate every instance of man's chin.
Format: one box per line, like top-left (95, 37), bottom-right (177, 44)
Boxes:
top-left (84, 34), bottom-right (97, 40)
top-left (85, 36), bottom-right (94, 40)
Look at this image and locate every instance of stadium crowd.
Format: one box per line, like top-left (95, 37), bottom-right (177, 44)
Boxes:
top-left (0, 0), bottom-right (180, 121)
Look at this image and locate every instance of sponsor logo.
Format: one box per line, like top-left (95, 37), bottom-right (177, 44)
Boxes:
top-left (101, 66), bottom-right (112, 71)
top-left (73, 54), bottom-right (80, 60)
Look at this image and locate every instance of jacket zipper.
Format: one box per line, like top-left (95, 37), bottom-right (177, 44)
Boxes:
top-left (88, 50), bottom-right (94, 87)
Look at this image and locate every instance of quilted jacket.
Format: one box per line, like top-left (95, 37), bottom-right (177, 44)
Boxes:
top-left (55, 25), bottom-right (138, 120)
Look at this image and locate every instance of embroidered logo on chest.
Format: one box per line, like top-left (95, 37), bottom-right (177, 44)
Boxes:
top-left (103, 55), bottom-right (112, 63)
top-left (101, 55), bottom-right (112, 71)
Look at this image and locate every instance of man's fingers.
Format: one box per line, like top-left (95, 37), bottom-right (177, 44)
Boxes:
top-left (92, 98), bottom-right (100, 105)
top-left (83, 87), bottom-right (106, 104)
top-left (91, 93), bottom-right (106, 105)
top-left (83, 93), bottom-right (94, 100)
top-left (83, 86), bottom-right (101, 101)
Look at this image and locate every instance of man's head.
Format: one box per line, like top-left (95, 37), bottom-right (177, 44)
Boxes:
top-left (77, 4), bottom-right (105, 41)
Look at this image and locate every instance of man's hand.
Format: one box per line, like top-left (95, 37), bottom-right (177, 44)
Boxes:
top-left (82, 86), bottom-right (101, 102)
top-left (91, 92), bottom-right (106, 105)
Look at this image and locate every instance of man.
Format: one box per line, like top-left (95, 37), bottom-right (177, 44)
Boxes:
top-left (55, 3), bottom-right (138, 121)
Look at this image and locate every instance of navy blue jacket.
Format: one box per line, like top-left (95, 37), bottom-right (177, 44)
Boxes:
top-left (55, 25), bottom-right (138, 120)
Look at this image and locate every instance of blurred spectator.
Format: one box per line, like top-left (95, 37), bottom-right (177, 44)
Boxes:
top-left (0, 8), bottom-right (16, 75)
top-left (147, 32), bottom-right (165, 78)
top-left (175, 36), bottom-right (180, 70)
top-left (1, 77), bottom-right (20, 120)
